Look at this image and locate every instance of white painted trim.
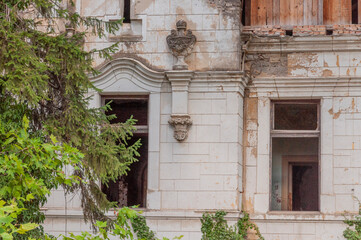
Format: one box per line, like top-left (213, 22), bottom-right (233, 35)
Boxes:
top-left (89, 57), bottom-right (165, 210)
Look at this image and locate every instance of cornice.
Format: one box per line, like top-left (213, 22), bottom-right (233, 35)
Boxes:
top-left (249, 76), bottom-right (361, 97)
top-left (243, 35), bottom-right (361, 54)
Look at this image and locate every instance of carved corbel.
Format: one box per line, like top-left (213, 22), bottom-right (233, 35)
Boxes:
top-left (166, 71), bottom-right (194, 142)
top-left (168, 115), bottom-right (192, 141)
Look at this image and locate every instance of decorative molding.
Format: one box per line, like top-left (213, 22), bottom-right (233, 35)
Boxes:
top-left (89, 57), bottom-right (165, 93)
top-left (242, 35), bottom-right (361, 54)
top-left (168, 115), bottom-right (193, 141)
top-left (167, 20), bottom-right (197, 70)
top-left (250, 76), bottom-right (361, 97)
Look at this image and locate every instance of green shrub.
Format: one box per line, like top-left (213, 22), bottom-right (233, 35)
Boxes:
top-left (201, 211), bottom-right (264, 240)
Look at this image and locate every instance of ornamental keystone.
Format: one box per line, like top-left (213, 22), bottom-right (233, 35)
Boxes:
top-left (166, 20), bottom-right (197, 70)
top-left (168, 115), bottom-right (192, 141)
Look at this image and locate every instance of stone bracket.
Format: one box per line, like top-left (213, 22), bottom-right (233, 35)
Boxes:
top-left (166, 71), bottom-right (194, 141)
top-left (168, 114), bottom-right (192, 141)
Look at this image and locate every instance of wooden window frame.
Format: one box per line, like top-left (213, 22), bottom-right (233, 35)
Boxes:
top-left (270, 100), bottom-right (321, 212)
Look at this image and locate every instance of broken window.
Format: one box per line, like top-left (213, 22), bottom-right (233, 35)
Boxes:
top-left (271, 101), bottom-right (320, 211)
top-left (123, 0), bottom-right (131, 23)
top-left (242, 0), bottom-right (360, 26)
top-left (101, 96), bottom-right (148, 208)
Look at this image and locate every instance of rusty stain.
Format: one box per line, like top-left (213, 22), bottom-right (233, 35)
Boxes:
top-left (352, 142), bottom-right (355, 150)
top-left (322, 69), bottom-right (333, 77)
top-left (328, 108), bottom-right (333, 115)
top-left (336, 55), bottom-right (340, 67)
top-left (251, 147), bottom-right (257, 157)
top-left (333, 111), bottom-right (341, 119)
top-left (346, 68), bottom-right (350, 76)
top-left (352, 98), bottom-right (356, 110)
top-left (324, 61), bottom-right (329, 67)
top-left (244, 197), bottom-right (254, 212)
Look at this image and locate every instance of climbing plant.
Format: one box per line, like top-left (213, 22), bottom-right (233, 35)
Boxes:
top-left (201, 211), bottom-right (264, 240)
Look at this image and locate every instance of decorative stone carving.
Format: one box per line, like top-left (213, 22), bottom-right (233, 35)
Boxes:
top-left (166, 20), bottom-right (197, 70)
top-left (168, 114), bottom-right (192, 141)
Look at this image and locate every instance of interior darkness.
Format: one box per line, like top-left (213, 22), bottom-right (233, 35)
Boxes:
top-left (352, 0), bottom-right (358, 24)
top-left (274, 103), bottom-right (318, 130)
top-left (241, 0), bottom-right (246, 26)
top-left (105, 98), bottom-right (148, 125)
top-left (292, 163), bottom-right (319, 211)
top-left (102, 134), bottom-right (148, 207)
top-left (123, 0), bottom-right (131, 23)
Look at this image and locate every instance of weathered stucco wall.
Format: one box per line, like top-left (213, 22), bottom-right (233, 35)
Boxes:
top-left (243, 34), bottom-right (361, 239)
top-left (81, 0), bottom-right (241, 71)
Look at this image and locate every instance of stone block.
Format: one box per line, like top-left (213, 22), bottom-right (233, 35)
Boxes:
top-left (160, 163), bottom-right (181, 179)
top-left (157, 220), bottom-right (181, 232)
top-left (254, 193), bottom-right (269, 213)
top-left (256, 154), bottom-right (270, 193)
top-left (160, 180), bottom-right (175, 190)
top-left (209, 143), bottom-right (228, 162)
top-left (320, 154), bottom-right (333, 194)
top-left (175, 179), bottom-right (200, 190)
top-left (336, 194), bottom-right (356, 212)
top-left (334, 167), bottom-right (359, 184)
top-left (153, 0), bottom-right (169, 15)
top-left (189, 99), bottom-right (212, 114)
top-left (220, 115), bottom-right (239, 142)
top-left (188, 143), bottom-right (209, 154)
top-left (147, 191), bottom-right (161, 209)
top-left (161, 191), bottom-right (178, 209)
top-left (320, 195), bottom-right (336, 213)
top-left (177, 191), bottom-right (198, 209)
top-left (196, 125), bottom-right (220, 142)
top-left (200, 175), bottom-right (224, 190)
top-left (180, 163), bottom-right (200, 179)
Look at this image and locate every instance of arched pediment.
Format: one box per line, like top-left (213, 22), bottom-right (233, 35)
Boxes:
top-left (90, 58), bottom-right (165, 93)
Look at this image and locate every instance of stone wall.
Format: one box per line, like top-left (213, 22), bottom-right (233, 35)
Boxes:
top-left (80, 0), bottom-right (241, 71)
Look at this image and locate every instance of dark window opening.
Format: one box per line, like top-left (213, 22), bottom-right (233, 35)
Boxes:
top-left (102, 135), bottom-right (148, 207)
top-left (292, 163), bottom-right (319, 211)
top-left (285, 30), bottom-right (293, 36)
top-left (274, 103), bottom-right (318, 130)
top-left (102, 96), bottom-right (148, 208)
top-left (123, 0), bottom-right (131, 23)
top-left (326, 29), bottom-right (333, 35)
top-left (242, 0), bottom-right (251, 26)
top-left (271, 101), bottom-right (320, 212)
top-left (105, 98), bottom-right (148, 125)
top-left (352, 0), bottom-right (359, 24)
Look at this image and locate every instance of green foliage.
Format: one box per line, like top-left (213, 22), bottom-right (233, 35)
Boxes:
top-left (45, 208), bottom-right (182, 240)
top-left (0, 0), bottom-right (141, 232)
top-left (0, 200), bottom-right (38, 240)
top-left (132, 215), bottom-right (156, 240)
top-left (201, 211), bottom-right (264, 240)
top-left (344, 205), bottom-right (361, 240)
top-left (0, 115), bottom-right (84, 239)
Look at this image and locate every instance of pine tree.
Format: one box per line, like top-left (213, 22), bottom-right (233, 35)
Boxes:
top-left (0, 0), bottom-right (141, 237)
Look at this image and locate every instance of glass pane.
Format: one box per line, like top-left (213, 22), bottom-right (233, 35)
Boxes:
top-left (271, 137), bottom-right (319, 211)
top-left (274, 103), bottom-right (318, 130)
top-left (105, 98), bottom-right (148, 125)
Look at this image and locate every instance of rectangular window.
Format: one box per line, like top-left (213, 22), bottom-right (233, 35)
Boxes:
top-left (270, 101), bottom-right (320, 211)
top-left (101, 96), bottom-right (148, 208)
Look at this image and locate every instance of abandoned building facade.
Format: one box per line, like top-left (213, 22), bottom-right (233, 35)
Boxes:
top-left (44, 0), bottom-right (361, 239)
